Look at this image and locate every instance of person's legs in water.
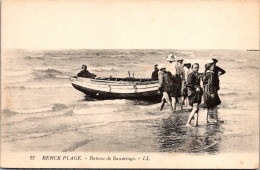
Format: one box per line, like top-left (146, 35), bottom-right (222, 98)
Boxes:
top-left (161, 92), bottom-right (174, 114)
top-left (182, 96), bottom-right (185, 106)
top-left (186, 103), bottom-right (198, 126)
top-left (194, 110), bottom-right (199, 127)
top-left (171, 97), bottom-right (177, 111)
top-left (160, 92), bottom-right (167, 111)
top-left (178, 97), bottom-right (183, 110)
top-left (206, 108), bottom-right (210, 123)
top-left (160, 100), bottom-right (165, 111)
top-left (213, 106), bottom-right (218, 122)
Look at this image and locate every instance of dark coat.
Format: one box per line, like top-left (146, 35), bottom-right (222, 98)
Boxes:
top-left (202, 70), bottom-right (221, 109)
top-left (158, 71), bottom-right (173, 93)
top-left (186, 71), bottom-right (202, 105)
top-left (77, 70), bottom-right (96, 78)
top-left (213, 65), bottom-right (226, 90)
top-left (151, 70), bottom-right (159, 80)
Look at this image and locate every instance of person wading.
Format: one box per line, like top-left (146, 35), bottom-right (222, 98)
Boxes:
top-left (182, 62), bottom-right (191, 106)
top-left (203, 62), bottom-right (221, 123)
top-left (166, 54), bottom-right (183, 111)
top-left (185, 63), bottom-right (203, 127)
top-left (158, 64), bottom-right (174, 114)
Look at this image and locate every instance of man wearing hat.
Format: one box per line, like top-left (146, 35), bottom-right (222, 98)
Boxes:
top-left (166, 54), bottom-right (184, 110)
top-left (212, 58), bottom-right (226, 91)
top-left (151, 64), bottom-right (159, 80)
top-left (176, 58), bottom-right (184, 76)
top-left (166, 54), bottom-right (177, 74)
top-left (77, 64), bottom-right (97, 78)
top-left (158, 64), bottom-right (174, 114)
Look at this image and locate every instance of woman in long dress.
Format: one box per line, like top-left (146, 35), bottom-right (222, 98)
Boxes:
top-left (185, 63), bottom-right (203, 127)
top-left (203, 63), bottom-right (221, 123)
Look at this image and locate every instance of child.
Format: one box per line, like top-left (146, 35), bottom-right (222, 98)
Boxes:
top-left (185, 63), bottom-right (203, 127)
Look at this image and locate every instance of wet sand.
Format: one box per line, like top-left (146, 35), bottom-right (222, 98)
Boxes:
top-left (2, 103), bottom-right (258, 154)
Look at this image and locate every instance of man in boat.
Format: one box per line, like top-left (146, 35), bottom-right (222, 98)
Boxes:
top-left (212, 58), bottom-right (226, 91)
top-left (166, 54), bottom-right (183, 111)
top-left (151, 64), bottom-right (159, 80)
top-left (158, 64), bottom-right (174, 114)
top-left (77, 64), bottom-right (97, 78)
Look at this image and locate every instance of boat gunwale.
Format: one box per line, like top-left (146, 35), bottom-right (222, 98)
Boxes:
top-left (72, 82), bottom-right (159, 90)
top-left (74, 77), bottom-right (159, 86)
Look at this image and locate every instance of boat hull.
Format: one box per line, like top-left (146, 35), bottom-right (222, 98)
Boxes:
top-left (71, 77), bottom-right (162, 101)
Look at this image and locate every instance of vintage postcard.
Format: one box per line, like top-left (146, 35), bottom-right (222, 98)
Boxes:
top-left (1, 0), bottom-right (259, 169)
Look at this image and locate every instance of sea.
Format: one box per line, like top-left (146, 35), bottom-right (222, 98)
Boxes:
top-left (1, 49), bottom-right (259, 153)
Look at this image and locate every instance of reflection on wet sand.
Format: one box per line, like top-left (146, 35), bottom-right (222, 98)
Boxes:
top-left (158, 109), bottom-right (223, 154)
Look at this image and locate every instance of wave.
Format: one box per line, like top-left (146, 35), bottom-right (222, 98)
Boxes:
top-left (91, 66), bottom-right (119, 72)
top-left (110, 55), bottom-right (127, 58)
top-left (3, 76), bottom-right (33, 85)
top-left (3, 103), bottom-right (69, 115)
top-left (32, 68), bottom-right (73, 81)
top-left (73, 100), bottom-right (163, 118)
top-left (24, 56), bottom-right (45, 60)
top-left (34, 68), bottom-right (63, 74)
top-left (4, 70), bottom-right (32, 77)
top-left (181, 52), bottom-right (194, 55)
top-left (26, 83), bottom-right (71, 89)
top-left (73, 99), bottom-right (132, 115)
top-left (243, 66), bottom-right (260, 70)
top-left (220, 92), bottom-right (238, 96)
top-left (5, 83), bottom-right (72, 89)
top-left (86, 99), bottom-right (130, 106)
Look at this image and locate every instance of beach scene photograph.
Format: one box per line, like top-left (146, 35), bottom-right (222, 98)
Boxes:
top-left (1, 0), bottom-right (259, 169)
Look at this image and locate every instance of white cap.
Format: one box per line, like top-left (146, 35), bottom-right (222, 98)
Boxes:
top-left (166, 54), bottom-right (177, 62)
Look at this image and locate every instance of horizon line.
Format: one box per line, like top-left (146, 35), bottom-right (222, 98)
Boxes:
top-left (2, 48), bottom-right (259, 51)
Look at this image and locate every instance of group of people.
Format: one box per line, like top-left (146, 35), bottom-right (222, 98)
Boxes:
top-left (152, 54), bottom-right (226, 127)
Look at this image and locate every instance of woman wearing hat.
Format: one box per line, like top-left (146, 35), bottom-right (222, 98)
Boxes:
top-left (212, 58), bottom-right (226, 91)
top-left (203, 62), bottom-right (221, 123)
top-left (158, 64), bottom-right (175, 114)
top-left (185, 63), bottom-right (203, 127)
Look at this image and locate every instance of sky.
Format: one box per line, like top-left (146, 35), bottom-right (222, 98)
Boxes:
top-left (1, 0), bottom-right (259, 50)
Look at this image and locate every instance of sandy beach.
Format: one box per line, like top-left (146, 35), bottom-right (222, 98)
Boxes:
top-left (1, 49), bottom-right (259, 154)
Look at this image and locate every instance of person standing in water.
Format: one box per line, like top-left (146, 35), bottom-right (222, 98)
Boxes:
top-left (182, 62), bottom-right (191, 106)
top-left (151, 64), bottom-right (159, 80)
top-left (212, 58), bottom-right (226, 91)
top-left (185, 63), bottom-right (203, 127)
top-left (158, 64), bottom-right (175, 114)
top-left (176, 58), bottom-right (185, 110)
top-left (166, 54), bottom-right (183, 111)
top-left (203, 62), bottom-right (221, 123)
